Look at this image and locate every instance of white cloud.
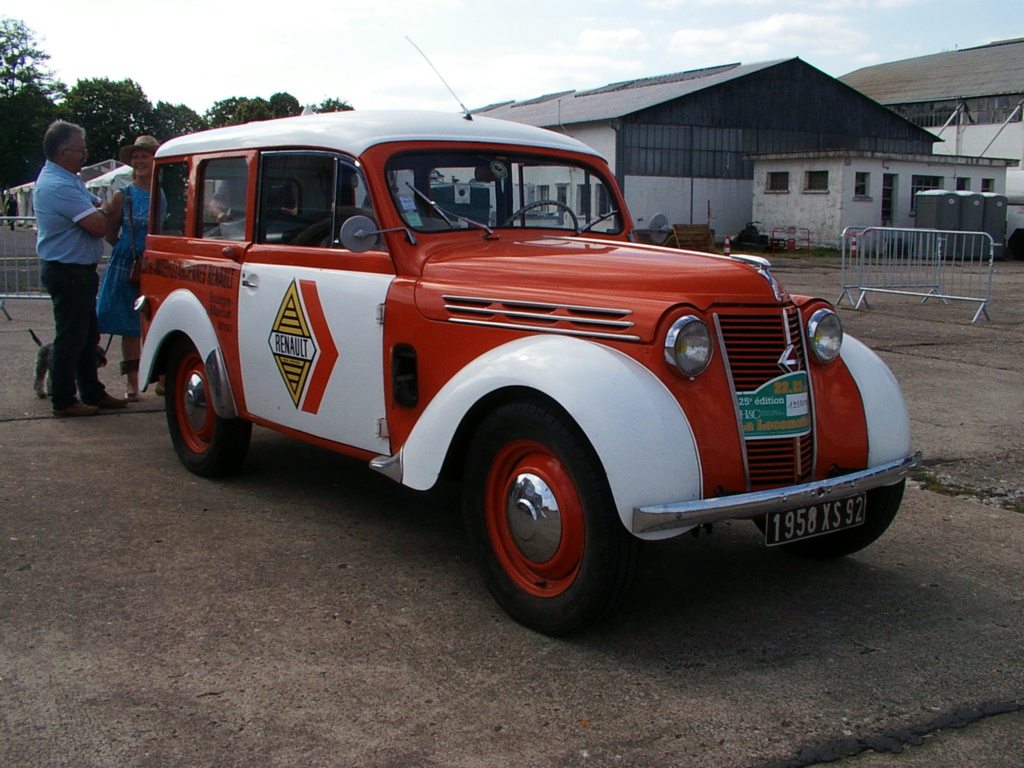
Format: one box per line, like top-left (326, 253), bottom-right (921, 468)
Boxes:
top-left (669, 12), bottom-right (870, 63)
top-left (577, 29), bottom-right (652, 52)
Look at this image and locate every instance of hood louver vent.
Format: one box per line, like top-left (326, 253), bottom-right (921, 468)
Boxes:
top-left (442, 294), bottom-right (638, 341)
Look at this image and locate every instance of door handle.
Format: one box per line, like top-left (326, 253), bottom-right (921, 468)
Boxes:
top-left (241, 273), bottom-right (258, 289)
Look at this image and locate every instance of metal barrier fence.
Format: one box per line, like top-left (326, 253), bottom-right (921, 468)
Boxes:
top-left (838, 226), bottom-right (994, 323)
top-left (1, 217), bottom-right (44, 320)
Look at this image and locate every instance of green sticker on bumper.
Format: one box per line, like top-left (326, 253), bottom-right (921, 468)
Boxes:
top-left (738, 371), bottom-right (811, 440)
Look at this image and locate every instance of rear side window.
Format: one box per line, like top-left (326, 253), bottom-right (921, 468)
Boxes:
top-left (256, 151), bottom-right (379, 250)
top-left (153, 161), bottom-right (188, 235)
top-left (199, 157), bottom-right (250, 240)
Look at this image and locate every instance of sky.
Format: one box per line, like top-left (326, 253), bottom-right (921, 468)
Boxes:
top-left (16, 0), bottom-right (1020, 117)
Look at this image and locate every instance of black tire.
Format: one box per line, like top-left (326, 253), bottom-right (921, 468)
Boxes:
top-left (165, 338), bottom-right (252, 478)
top-left (770, 481), bottom-right (906, 559)
top-left (462, 400), bottom-right (637, 635)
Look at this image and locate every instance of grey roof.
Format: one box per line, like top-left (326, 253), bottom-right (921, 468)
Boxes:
top-left (840, 38), bottom-right (1024, 105)
top-left (473, 60), bottom-right (787, 127)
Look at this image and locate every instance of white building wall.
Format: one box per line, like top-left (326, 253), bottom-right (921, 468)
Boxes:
top-left (752, 154), bottom-right (1012, 245)
top-left (623, 175), bottom-right (752, 241)
top-left (562, 123), bottom-right (618, 173)
top-left (931, 123), bottom-right (1024, 163)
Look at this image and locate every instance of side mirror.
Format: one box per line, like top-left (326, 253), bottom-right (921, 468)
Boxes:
top-left (339, 215), bottom-right (418, 252)
top-left (339, 215), bottom-right (380, 253)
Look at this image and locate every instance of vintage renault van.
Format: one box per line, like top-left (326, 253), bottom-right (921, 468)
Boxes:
top-left (138, 111), bottom-right (919, 635)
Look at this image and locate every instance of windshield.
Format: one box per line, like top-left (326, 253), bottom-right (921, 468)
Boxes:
top-left (386, 151), bottom-right (623, 235)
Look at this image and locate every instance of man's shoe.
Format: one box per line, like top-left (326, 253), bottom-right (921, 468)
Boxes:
top-left (91, 394), bottom-right (130, 410)
top-left (53, 402), bottom-right (99, 418)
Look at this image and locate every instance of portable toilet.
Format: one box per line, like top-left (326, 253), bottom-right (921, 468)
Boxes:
top-left (981, 193), bottom-right (1007, 260)
top-left (957, 192), bottom-right (985, 232)
top-left (915, 190), bottom-right (959, 230)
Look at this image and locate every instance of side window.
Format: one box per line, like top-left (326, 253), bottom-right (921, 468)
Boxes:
top-left (198, 157), bottom-right (250, 240)
top-left (257, 151), bottom-right (379, 250)
top-left (153, 161), bottom-right (188, 235)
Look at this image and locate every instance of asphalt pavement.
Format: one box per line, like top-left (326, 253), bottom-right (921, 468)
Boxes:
top-left (1, 256), bottom-right (1022, 768)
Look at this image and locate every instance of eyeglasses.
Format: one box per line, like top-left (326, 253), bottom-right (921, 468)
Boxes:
top-left (63, 147), bottom-right (88, 155)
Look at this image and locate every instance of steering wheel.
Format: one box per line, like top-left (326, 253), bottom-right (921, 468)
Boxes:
top-left (502, 199), bottom-right (578, 230)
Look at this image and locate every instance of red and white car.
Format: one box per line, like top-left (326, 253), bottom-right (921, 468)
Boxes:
top-left (138, 111), bottom-right (919, 634)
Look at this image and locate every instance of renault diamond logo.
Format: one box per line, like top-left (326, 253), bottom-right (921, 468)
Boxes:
top-left (777, 343), bottom-right (801, 373)
top-left (269, 281), bottom-right (319, 407)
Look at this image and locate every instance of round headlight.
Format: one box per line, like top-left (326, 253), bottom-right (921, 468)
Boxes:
top-left (807, 308), bottom-right (842, 363)
top-left (664, 316), bottom-right (713, 378)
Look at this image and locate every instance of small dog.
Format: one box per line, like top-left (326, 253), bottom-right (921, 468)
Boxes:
top-left (30, 329), bottom-right (108, 398)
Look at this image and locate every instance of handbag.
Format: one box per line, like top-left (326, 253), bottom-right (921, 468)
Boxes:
top-left (125, 186), bottom-right (142, 287)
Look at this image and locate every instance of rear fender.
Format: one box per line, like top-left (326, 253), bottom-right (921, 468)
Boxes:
top-left (141, 289), bottom-right (238, 419)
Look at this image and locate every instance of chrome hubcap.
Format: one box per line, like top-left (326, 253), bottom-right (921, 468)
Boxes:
top-left (506, 473), bottom-right (562, 562)
top-left (183, 372), bottom-right (208, 432)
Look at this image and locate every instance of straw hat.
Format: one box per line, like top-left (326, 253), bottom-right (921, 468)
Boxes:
top-left (119, 135), bottom-right (160, 165)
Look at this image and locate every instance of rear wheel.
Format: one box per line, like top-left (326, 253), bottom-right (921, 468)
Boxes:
top-left (463, 400), bottom-right (637, 635)
top-left (165, 339), bottom-right (251, 478)
top-left (763, 481), bottom-right (906, 559)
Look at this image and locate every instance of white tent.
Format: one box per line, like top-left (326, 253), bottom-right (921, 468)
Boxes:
top-left (85, 163), bottom-right (132, 202)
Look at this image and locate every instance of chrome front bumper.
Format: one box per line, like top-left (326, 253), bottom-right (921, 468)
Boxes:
top-left (631, 452), bottom-right (922, 536)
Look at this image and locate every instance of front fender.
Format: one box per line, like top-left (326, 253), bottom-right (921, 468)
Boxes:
top-left (141, 289), bottom-right (238, 419)
top-left (379, 335), bottom-right (701, 537)
top-left (840, 335), bottom-right (913, 466)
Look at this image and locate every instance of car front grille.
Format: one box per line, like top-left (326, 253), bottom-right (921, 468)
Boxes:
top-left (715, 307), bottom-right (814, 490)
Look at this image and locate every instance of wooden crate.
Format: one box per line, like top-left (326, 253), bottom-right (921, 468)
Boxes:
top-left (667, 224), bottom-right (717, 253)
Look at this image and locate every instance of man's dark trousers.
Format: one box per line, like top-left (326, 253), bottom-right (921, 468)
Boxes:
top-left (40, 260), bottom-right (106, 410)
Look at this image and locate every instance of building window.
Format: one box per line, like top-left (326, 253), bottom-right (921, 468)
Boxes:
top-left (536, 184), bottom-right (550, 212)
top-left (881, 173), bottom-right (897, 227)
top-left (767, 171), bottom-right (789, 192)
top-left (981, 178), bottom-right (995, 193)
top-left (955, 177), bottom-right (971, 191)
top-left (804, 170), bottom-right (829, 192)
top-left (854, 172), bottom-right (871, 198)
top-left (910, 175), bottom-right (944, 211)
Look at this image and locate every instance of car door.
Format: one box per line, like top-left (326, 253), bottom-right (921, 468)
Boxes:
top-left (236, 151), bottom-right (396, 454)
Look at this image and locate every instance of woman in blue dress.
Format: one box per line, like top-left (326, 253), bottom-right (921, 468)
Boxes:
top-left (97, 136), bottom-right (159, 400)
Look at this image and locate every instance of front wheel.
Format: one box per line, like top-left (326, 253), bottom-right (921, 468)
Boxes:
top-left (463, 400), bottom-right (637, 635)
top-left (774, 481), bottom-right (906, 559)
top-left (165, 339), bottom-right (251, 478)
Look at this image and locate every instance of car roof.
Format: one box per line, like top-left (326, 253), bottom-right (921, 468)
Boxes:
top-left (156, 110), bottom-right (604, 160)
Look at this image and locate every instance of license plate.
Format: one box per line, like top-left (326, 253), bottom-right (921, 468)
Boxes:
top-left (764, 493), bottom-right (866, 546)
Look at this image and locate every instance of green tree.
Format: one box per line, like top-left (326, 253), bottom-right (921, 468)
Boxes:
top-left (0, 17), bottom-right (63, 99)
top-left (205, 96), bottom-right (243, 128)
top-left (0, 17), bottom-right (64, 187)
top-left (154, 100), bottom-right (207, 139)
top-left (206, 96), bottom-right (274, 127)
top-left (314, 97), bottom-right (354, 113)
top-left (61, 77), bottom-right (158, 163)
top-left (206, 92), bottom-right (309, 127)
top-left (269, 91), bottom-right (301, 118)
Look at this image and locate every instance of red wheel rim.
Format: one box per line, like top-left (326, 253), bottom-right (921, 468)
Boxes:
top-left (174, 350), bottom-right (215, 453)
top-left (484, 439), bottom-right (585, 597)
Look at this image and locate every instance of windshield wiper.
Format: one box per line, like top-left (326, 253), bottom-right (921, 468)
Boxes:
top-left (575, 209), bottom-right (619, 235)
top-left (405, 183), bottom-right (497, 239)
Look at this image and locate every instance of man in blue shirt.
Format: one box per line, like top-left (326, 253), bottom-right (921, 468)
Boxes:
top-left (36, 121), bottom-right (129, 416)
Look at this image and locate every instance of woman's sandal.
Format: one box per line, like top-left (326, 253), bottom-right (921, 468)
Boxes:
top-left (126, 389), bottom-right (141, 403)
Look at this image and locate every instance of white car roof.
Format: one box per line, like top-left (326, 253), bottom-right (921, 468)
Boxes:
top-left (156, 110), bottom-right (603, 160)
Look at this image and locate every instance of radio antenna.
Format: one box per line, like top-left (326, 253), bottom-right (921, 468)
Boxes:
top-left (406, 36), bottom-right (473, 120)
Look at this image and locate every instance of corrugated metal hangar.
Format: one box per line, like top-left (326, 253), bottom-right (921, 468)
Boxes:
top-left (476, 58), bottom-right (937, 240)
